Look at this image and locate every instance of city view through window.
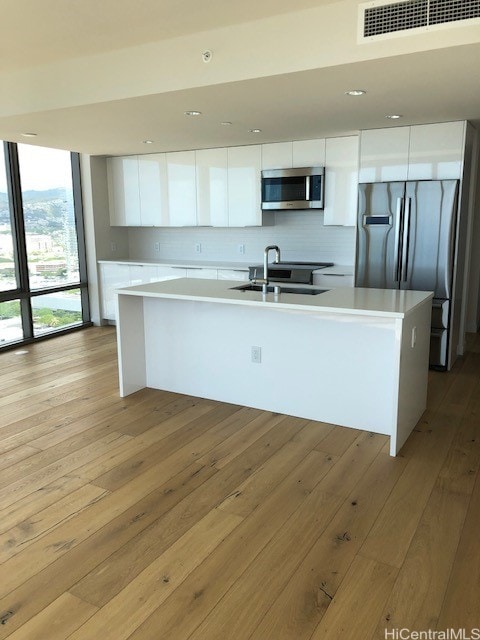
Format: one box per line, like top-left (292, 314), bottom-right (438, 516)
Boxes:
top-left (0, 143), bottom-right (87, 346)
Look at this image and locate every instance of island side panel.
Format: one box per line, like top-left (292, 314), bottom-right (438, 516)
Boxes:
top-left (391, 299), bottom-right (432, 455)
top-left (142, 297), bottom-right (399, 437)
top-left (115, 293), bottom-right (146, 397)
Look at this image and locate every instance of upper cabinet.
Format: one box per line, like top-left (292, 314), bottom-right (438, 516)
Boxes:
top-left (107, 156), bottom-right (141, 226)
top-left (407, 122), bottom-right (465, 180)
top-left (227, 145), bottom-right (263, 227)
top-left (261, 142), bottom-right (293, 169)
top-left (323, 136), bottom-right (359, 227)
top-left (196, 148), bottom-right (228, 227)
top-left (292, 139), bottom-right (326, 168)
top-left (359, 121), bottom-right (466, 183)
top-left (138, 154), bottom-right (168, 226)
top-left (261, 139), bottom-right (326, 170)
top-left (358, 127), bottom-right (410, 182)
top-left (166, 151), bottom-right (197, 226)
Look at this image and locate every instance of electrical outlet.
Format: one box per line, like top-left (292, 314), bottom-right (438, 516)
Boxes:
top-left (238, 244), bottom-right (245, 255)
top-left (251, 346), bottom-right (262, 364)
top-left (154, 242), bottom-right (160, 252)
top-left (195, 243), bottom-right (202, 254)
top-left (110, 242), bottom-right (117, 253)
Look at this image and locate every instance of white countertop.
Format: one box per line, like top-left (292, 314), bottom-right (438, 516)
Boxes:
top-left (98, 258), bottom-right (250, 270)
top-left (116, 277), bottom-right (433, 318)
top-left (98, 258), bottom-right (354, 276)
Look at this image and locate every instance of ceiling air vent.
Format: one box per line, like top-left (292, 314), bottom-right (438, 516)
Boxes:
top-left (359, 0), bottom-right (480, 41)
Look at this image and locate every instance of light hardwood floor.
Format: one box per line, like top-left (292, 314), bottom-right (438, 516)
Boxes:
top-left (0, 326), bottom-right (479, 639)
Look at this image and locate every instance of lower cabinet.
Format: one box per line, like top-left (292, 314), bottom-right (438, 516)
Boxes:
top-left (313, 272), bottom-right (354, 288)
top-left (99, 263), bottom-right (249, 322)
top-left (99, 263), bottom-right (186, 321)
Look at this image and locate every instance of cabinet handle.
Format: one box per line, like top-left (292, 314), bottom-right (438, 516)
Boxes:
top-left (321, 273), bottom-right (346, 277)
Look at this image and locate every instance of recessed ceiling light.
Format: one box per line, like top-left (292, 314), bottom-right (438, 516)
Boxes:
top-left (249, 129), bottom-right (262, 133)
top-left (385, 114), bottom-right (403, 119)
top-left (184, 110), bottom-right (202, 116)
top-left (21, 132), bottom-right (37, 137)
top-left (221, 121), bottom-right (232, 126)
top-left (143, 140), bottom-right (154, 144)
top-left (345, 90), bottom-right (366, 96)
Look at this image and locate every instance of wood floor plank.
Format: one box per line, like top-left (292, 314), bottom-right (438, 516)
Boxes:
top-left (186, 486), bottom-right (344, 640)
top-left (90, 401), bottom-right (239, 491)
top-left (309, 555), bottom-right (398, 640)
top-left (0, 432), bottom-right (130, 512)
top-left (1, 592), bottom-right (97, 640)
top-left (69, 416), bottom-right (302, 608)
top-left (0, 326), bottom-right (478, 640)
top-left (0, 462), bottom-right (216, 637)
top-left (248, 451), bottom-right (407, 640)
top-left (436, 472), bottom-right (480, 631)
top-left (0, 483), bottom-right (109, 563)
top-left (67, 508), bottom-right (243, 640)
top-left (126, 449), bottom-right (336, 640)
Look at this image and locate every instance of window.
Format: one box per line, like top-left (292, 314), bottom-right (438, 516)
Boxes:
top-left (0, 142), bottom-right (90, 348)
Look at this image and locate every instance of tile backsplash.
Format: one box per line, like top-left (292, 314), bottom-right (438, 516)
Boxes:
top-left (128, 211), bottom-right (356, 265)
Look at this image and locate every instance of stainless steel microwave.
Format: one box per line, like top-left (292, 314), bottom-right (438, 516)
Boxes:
top-left (261, 166), bottom-right (325, 210)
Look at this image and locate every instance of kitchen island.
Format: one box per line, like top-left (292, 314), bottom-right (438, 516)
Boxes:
top-left (115, 278), bottom-right (433, 456)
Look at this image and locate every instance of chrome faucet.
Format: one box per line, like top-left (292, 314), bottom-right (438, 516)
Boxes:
top-left (257, 245), bottom-right (281, 293)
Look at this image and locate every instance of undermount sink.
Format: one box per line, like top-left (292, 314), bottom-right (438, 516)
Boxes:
top-left (230, 283), bottom-right (328, 295)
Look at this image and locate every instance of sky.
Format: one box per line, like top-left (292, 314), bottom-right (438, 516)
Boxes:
top-left (0, 143), bottom-right (72, 192)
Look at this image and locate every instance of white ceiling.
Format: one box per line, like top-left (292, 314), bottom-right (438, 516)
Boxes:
top-left (1, 0), bottom-right (480, 156)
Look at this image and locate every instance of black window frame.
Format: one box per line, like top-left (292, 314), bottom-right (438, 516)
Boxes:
top-left (0, 141), bottom-right (91, 350)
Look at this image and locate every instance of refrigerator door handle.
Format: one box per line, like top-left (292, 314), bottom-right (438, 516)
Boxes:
top-left (401, 197), bottom-right (411, 281)
top-left (393, 197), bottom-right (403, 282)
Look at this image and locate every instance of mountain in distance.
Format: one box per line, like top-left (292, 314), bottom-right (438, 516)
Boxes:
top-left (23, 188), bottom-right (72, 203)
top-left (0, 188), bottom-right (71, 205)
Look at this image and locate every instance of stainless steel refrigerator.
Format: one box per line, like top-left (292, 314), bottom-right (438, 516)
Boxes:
top-left (355, 180), bottom-right (459, 370)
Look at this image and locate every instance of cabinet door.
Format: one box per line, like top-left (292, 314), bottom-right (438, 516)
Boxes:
top-left (227, 145), bottom-right (262, 227)
top-left (261, 142), bottom-right (292, 169)
top-left (186, 268), bottom-right (218, 279)
top-left (292, 139), bottom-right (326, 168)
top-left (313, 273), bottom-right (354, 288)
top-left (217, 269), bottom-right (249, 282)
top-left (99, 263), bottom-right (131, 320)
top-left (107, 156), bottom-right (141, 226)
top-left (407, 121), bottom-right (465, 180)
top-left (129, 264), bottom-right (160, 285)
top-left (359, 128), bottom-right (410, 182)
top-left (196, 148), bottom-right (228, 226)
top-left (166, 151), bottom-right (197, 226)
top-left (323, 136), bottom-right (359, 226)
top-left (138, 154), bottom-right (168, 226)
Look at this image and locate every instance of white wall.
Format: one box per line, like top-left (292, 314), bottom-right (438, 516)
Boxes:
top-left (127, 213), bottom-right (356, 265)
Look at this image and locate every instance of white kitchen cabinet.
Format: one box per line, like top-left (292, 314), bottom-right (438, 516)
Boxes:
top-left (99, 262), bottom-right (132, 320)
top-left (195, 148), bottom-right (228, 227)
top-left (359, 122), bottom-right (466, 184)
top-left (217, 268), bottom-right (249, 281)
top-left (166, 151), bottom-right (197, 226)
top-left (186, 267), bottom-right (218, 279)
top-left (359, 127), bottom-right (410, 183)
top-left (227, 145), bottom-right (262, 226)
top-left (107, 156), bottom-right (141, 226)
top-left (99, 262), bottom-right (187, 321)
top-left (292, 139), bottom-right (326, 168)
top-left (314, 273), bottom-right (355, 288)
top-left (407, 121), bottom-right (465, 180)
top-left (323, 136), bottom-right (359, 226)
top-left (261, 142), bottom-right (293, 169)
top-left (138, 154), bottom-right (169, 225)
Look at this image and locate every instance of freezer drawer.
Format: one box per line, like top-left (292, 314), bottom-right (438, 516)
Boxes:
top-left (430, 328), bottom-right (448, 369)
top-left (431, 299), bottom-right (449, 329)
